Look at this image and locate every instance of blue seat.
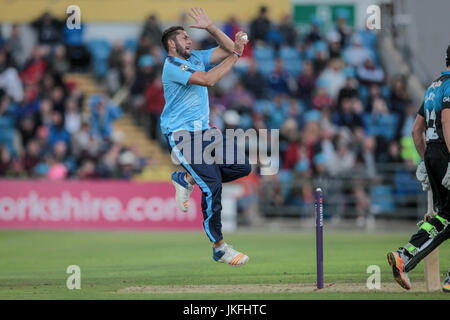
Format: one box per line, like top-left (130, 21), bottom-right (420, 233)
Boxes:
top-left (87, 39), bottom-right (111, 78)
top-left (394, 169), bottom-right (422, 199)
top-left (124, 38), bottom-right (138, 52)
top-left (363, 112), bottom-right (399, 140)
top-left (278, 169), bottom-right (293, 200)
top-left (254, 99), bottom-right (274, 115)
top-left (87, 39), bottom-right (111, 59)
top-left (279, 46), bottom-right (302, 77)
top-left (266, 28), bottom-right (283, 46)
top-left (253, 45), bottom-right (275, 76)
top-left (370, 185), bottom-right (395, 214)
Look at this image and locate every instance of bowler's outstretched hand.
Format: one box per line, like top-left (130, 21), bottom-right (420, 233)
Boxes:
top-left (189, 7), bottom-right (213, 29)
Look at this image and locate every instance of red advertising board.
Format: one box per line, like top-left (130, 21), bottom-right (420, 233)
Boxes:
top-left (0, 180), bottom-right (203, 230)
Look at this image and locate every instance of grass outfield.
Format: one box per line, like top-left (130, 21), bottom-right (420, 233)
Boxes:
top-left (0, 230), bottom-right (449, 300)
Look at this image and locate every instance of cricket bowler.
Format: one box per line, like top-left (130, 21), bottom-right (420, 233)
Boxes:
top-left (387, 45), bottom-right (450, 292)
top-left (160, 8), bottom-right (251, 266)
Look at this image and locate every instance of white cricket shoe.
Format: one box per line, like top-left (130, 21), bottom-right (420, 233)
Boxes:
top-left (213, 244), bottom-right (249, 266)
top-left (171, 171), bottom-right (193, 212)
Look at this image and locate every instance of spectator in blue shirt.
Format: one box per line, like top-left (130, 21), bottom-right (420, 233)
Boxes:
top-left (89, 94), bottom-right (122, 140)
top-left (48, 110), bottom-right (70, 147)
top-left (0, 92), bottom-right (17, 154)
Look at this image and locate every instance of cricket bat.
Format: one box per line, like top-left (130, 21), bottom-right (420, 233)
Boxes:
top-left (424, 190), bottom-right (440, 291)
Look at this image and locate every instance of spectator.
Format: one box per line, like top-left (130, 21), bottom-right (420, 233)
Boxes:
top-left (336, 76), bottom-right (358, 107)
top-left (312, 48), bottom-right (328, 75)
top-left (335, 9), bottom-right (352, 48)
top-left (50, 85), bottom-right (67, 113)
top-left (51, 45), bottom-right (70, 74)
top-left (297, 60), bottom-right (316, 104)
top-left (0, 92), bottom-right (17, 154)
top-left (0, 48), bottom-right (23, 103)
top-left (22, 139), bottom-right (42, 176)
top-left (0, 144), bottom-right (12, 176)
top-left (333, 97), bottom-right (364, 130)
top-left (31, 12), bottom-right (63, 46)
top-left (140, 15), bottom-right (163, 46)
top-left (223, 16), bottom-right (241, 39)
top-left (326, 137), bottom-right (355, 176)
top-left (305, 20), bottom-right (322, 44)
top-left (268, 58), bottom-right (295, 96)
top-left (135, 35), bottom-right (154, 69)
top-left (36, 98), bottom-right (54, 127)
top-left (283, 135), bottom-right (306, 170)
top-left (224, 81), bottom-right (254, 114)
top-left (278, 13), bottom-right (297, 46)
top-left (48, 110), bottom-right (70, 147)
top-left (5, 24), bottom-right (25, 68)
top-left (76, 159), bottom-right (99, 179)
top-left (106, 41), bottom-right (126, 94)
top-left (18, 115), bottom-right (37, 150)
top-left (144, 75), bottom-right (165, 140)
top-left (89, 94), bottom-right (122, 140)
top-left (312, 86), bottom-right (333, 111)
top-left (118, 150), bottom-right (140, 179)
top-left (390, 75), bottom-right (410, 114)
top-left (318, 58), bottom-right (346, 101)
top-left (130, 54), bottom-right (156, 120)
top-left (241, 59), bottom-right (267, 99)
top-left (366, 97), bottom-right (398, 154)
top-left (327, 30), bottom-right (342, 59)
top-left (250, 6), bottom-right (271, 42)
top-left (64, 97), bottom-right (82, 134)
top-left (62, 19), bottom-right (91, 71)
top-left (267, 94), bottom-right (288, 129)
top-left (386, 141), bottom-right (403, 164)
top-left (20, 45), bottom-right (48, 86)
top-left (71, 120), bottom-right (101, 160)
top-left (343, 34), bottom-right (373, 67)
top-left (397, 102), bottom-right (417, 140)
top-left (356, 58), bottom-right (384, 86)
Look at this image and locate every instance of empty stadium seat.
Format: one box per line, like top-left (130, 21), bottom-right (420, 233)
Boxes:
top-left (87, 39), bottom-right (111, 78)
top-left (124, 38), bottom-right (138, 52)
top-left (253, 44), bottom-right (275, 76)
top-left (279, 46), bottom-right (302, 77)
top-left (363, 113), bottom-right (399, 140)
top-left (370, 185), bottom-right (395, 214)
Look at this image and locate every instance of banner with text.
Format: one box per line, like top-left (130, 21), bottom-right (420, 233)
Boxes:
top-left (0, 180), bottom-right (203, 230)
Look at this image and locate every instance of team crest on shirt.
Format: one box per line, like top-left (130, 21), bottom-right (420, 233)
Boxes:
top-left (180, 64), bottom-right (189, 72)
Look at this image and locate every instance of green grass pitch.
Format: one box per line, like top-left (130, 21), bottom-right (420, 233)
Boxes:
top-left (0, 230), bottom-right (449, 299)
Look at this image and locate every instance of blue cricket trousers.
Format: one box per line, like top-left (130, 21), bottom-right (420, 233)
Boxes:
top-left (166, 128), bottom-right (251, 242)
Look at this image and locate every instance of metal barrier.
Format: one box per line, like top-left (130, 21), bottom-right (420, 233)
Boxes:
top-left (258, 163), bottom-right (427, 220)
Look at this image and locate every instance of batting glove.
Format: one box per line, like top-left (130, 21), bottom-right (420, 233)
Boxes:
top-left (416, 161), bottom-right (430, 191)
top-left (442, 163), bottom-right (450, 190)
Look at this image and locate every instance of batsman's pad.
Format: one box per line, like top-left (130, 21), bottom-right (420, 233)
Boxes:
top-left (403, 215), bottom-right (450, 273)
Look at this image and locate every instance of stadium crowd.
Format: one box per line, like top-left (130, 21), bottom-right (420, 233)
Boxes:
top-left (0, 12), bottom-right (145, 180)
top-left (0, 7), bottom-right (421, 221)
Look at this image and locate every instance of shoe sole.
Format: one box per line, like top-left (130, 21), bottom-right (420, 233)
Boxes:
top-left (219, 256), bottom-right (250, 267)
top-left (229, 256), bottom-right (249, 267)
top-left (387, 252), bottom-right (411, 290)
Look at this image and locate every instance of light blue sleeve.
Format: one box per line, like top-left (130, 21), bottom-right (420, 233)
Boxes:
top-left (193, 48), bottom-right (216, 70)
top-left (163, 61), bottom-right (195, 86)
top-left (442, 81), bottom-right (450, 108)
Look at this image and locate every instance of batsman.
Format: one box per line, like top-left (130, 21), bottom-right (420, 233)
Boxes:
top-left (387, 45), bottom-right (450, 292)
